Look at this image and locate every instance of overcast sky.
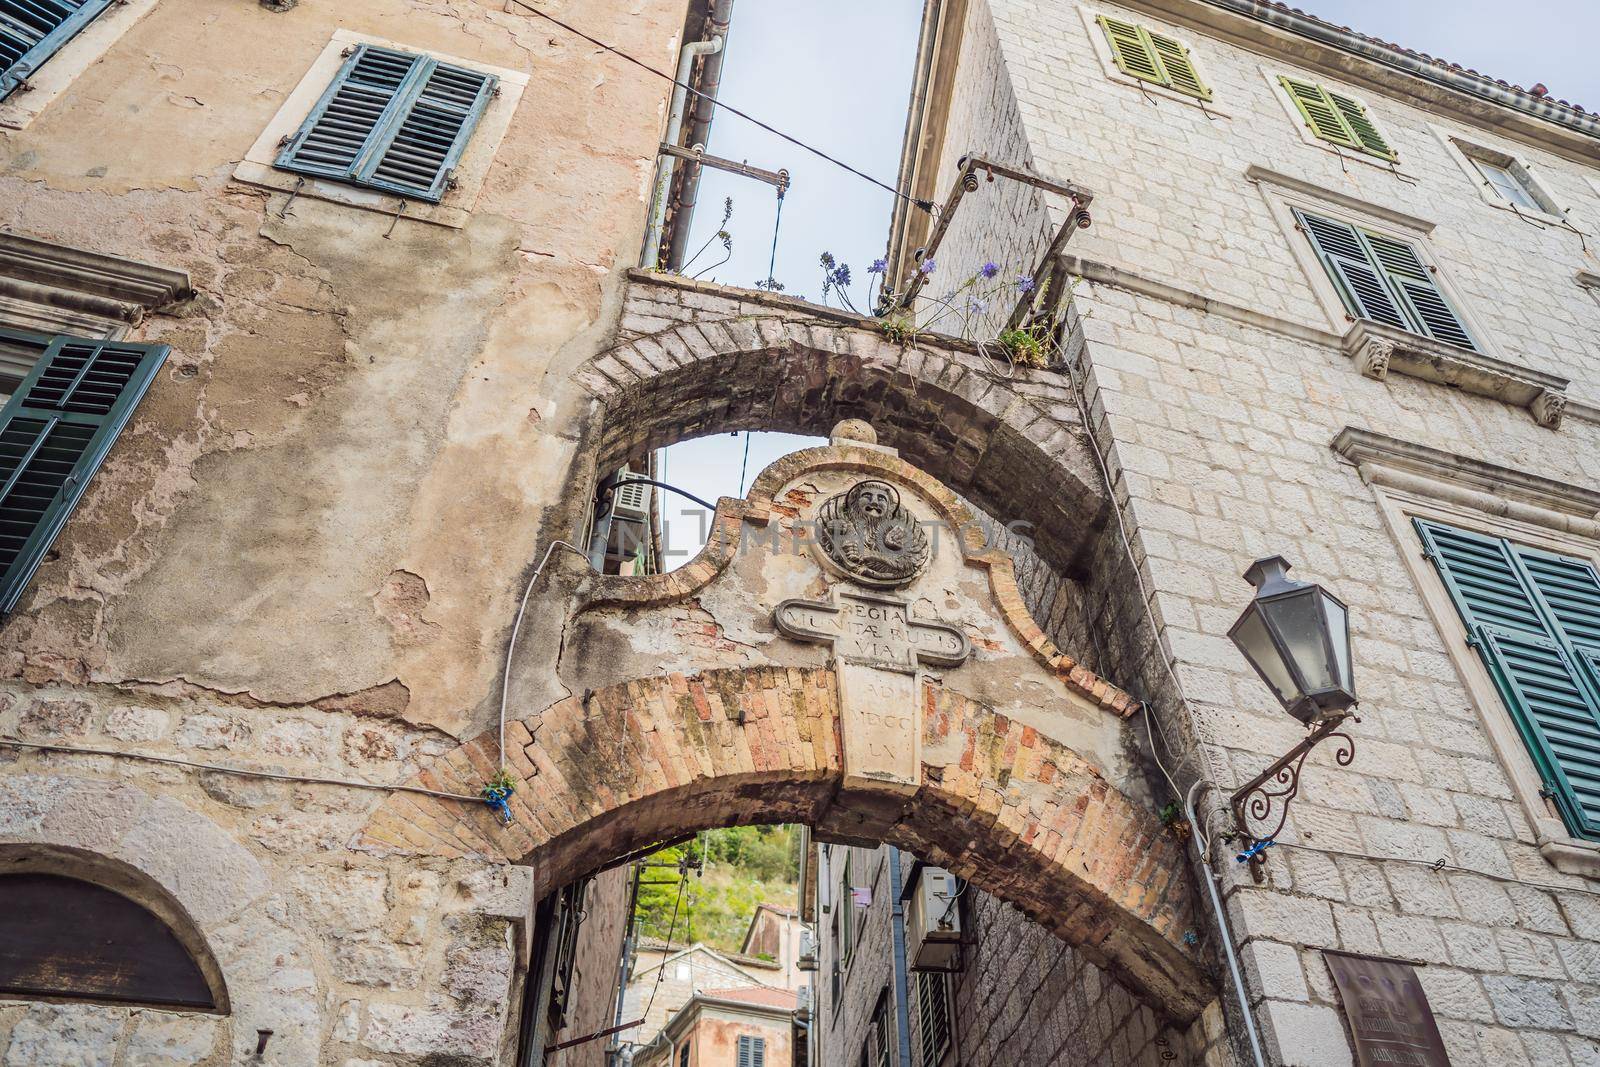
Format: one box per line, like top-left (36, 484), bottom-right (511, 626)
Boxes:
top-left (655, 0), bottom-right (1596, 565)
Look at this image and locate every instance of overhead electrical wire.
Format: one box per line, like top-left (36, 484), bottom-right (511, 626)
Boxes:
top-left (504, 0), bottom-right (934, 215)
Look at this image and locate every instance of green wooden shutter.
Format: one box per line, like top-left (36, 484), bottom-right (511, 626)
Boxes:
top-left (915, 969), bottom-right (951, 1066)
top-left (1294, 210), bottom-right (1409, 330)
top-left (736, 1035), bottom-right (764, 1067)
top-left (0, 329), bottom-right (167, 616)
top-left (1417, 519), bottom-right (1600, 840)
top-left (1097, 16), bottom-right (1164, 85)
top-left (0, 0), bottom-right (114, 99)
top-left (1327, 89), bottom-right (1396, 160)
top-left (1279, 76), bottom-right (1397, 161)
top-left (277, 45), bottom-right (496, 203)
top-left (1280, 76), bottom-right (1358, 147)
top-left (1361, 231), bottom-right (1477, 350)
top-left (1147, 30), bottom-right (1211, 100)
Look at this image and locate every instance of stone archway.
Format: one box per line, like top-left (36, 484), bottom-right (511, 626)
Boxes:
top-left (363, 663), bottom-right (1204, 1019)
top-left (364, 438), bottom-right (1210, 1021)
top-left (577, 270), bottom-right (1108, 571)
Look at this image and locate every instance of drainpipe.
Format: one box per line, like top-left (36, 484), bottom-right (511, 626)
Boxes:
top-left (664, 0), bottom-right (735, 271)
top-left (1185, 780), bottom-right (1268, 1067)
top-left (642, 30), bottom-right (725, 269)
top-left (887, 848), bottom-right (913, 1067)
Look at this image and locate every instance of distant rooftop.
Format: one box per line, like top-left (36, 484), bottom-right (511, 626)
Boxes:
top-left (701, 986), bottom-right (799, 1011)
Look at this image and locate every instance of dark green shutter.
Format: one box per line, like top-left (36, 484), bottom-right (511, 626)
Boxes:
top-left (1418, 519), bottom-right (1600, 840)
top-left (1361, 232), bottom-right (1476, 349)
top-left (0, 329), bottom-right (167, 616)
top-left (1295, 210), bottom-right (1409, 330)
top-left (1296, 210), bottom-right (1477, 351)
top-left (0, 0), bottom-right (114, 99)
top-left (277, 44), bottom-right (496, 203)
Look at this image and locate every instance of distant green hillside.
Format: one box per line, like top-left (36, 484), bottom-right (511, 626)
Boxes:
top-left (634, 825), bottom-right (801, 955)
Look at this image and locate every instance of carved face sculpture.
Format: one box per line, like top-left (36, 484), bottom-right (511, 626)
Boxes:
top-left (849, 482), bottom-right (894, 521)
top-left (814, 479), bottom-right (930, 588)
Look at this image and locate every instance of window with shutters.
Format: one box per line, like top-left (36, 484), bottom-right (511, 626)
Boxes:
top-left (872, 989), bottom-right (893, 1067)
top-left (276, 44), bottom-right (497, 203)
top-left (0, 327), bottom-right (167, 616)
top-left (736, 1034), bottom-right (765, 1067)
top-left (1293, 209), bottom-right (1478, 351)
top-left (236, 32), bottom-right (528, 226)
top-left (0, 0), bottom-right (114, 99)
top-left (0, 0), bottom-right (155, 127)
top-left (1417, 519), bottom-right (1600, 842)
top-left (1277, 75), bottom-right (1397, 161)
top-left (1092, 14), bottom-right (1211, 102)
top-left (678, 1041), bottom-right (690, 1067)
top-left (1440, 135), bottom-right (1564, 219)
top-left (914, 969), bottom-right (951, 1067)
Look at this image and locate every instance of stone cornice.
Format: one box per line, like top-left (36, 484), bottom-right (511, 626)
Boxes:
top-left (1332, 427), bottom-right (1600, 520)
top-left (0, 231), bottom-right (191, 332)
top-left (1340, 320), bottom-right (1568, 430)
top-left (1244, 166), bottom-right (1435, 233)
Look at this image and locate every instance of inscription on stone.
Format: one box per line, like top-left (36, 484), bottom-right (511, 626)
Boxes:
top-left (773, 588), bottom-right (971, 792)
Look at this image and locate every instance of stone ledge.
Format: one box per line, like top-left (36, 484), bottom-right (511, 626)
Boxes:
top-left (1539, 837), bottom-right (1600, 880)
top-left (1341, 319), bottom-right (1569, 429)
top-left (0, 231), bottom-right (192, 337)
top-left (1332, 427), bottom-right (1600, 519)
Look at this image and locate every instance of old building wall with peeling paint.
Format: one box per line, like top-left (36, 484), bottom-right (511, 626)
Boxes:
top-left (0, 0), bottom-right (696, 1061)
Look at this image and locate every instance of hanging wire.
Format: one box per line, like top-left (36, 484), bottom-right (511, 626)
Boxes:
top-left (737, 432), bottom-right (753, 496)
top-left (505, 0), bottom-right (933, 215)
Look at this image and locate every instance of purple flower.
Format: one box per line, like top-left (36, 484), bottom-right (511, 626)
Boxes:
top-left (868, 258), bottom-right (888, 274)
top-left (832, 264), bottom-right (852, 287)
top-left (1016, 274), bottom-right (1036, 294)
top-left (979, 261), bottom-right (1000, 279)
top-left (918, 258), bottom-right (937, 276)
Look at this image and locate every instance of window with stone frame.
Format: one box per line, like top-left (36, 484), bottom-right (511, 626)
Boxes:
top-left (1293, 208), bottom-right (1478, 351)
top-left (1449, 138), bottom-right (1563, 216)
top-left (274, 43), bottom-right (498, 204)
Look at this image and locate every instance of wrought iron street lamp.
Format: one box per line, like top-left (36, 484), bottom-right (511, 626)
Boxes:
top-left (1228, 556), bottom-right (1356, 725)
top-left (1226, 556), bottom-right (1359, 870)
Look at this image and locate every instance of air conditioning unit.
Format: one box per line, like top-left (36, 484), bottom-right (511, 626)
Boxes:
top-left (795, 984), bottom-right (812, 1022)
top-left (797, 929), bottom-right (818, 972)
top-left (904, 865), bottom-right (962, 972)
top-left (611, 467), bottom-right (651, 521)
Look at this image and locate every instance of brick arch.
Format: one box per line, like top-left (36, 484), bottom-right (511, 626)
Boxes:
top-left (577, 272), bottom-right (1108, 570)
top-left (361, 666), bottom-right (1209, 1021)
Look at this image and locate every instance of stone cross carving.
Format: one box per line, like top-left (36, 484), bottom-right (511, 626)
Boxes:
top-left (775, 588), bottom-right (971, 793)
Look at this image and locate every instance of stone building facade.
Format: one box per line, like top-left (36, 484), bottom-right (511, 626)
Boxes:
top-left (865, 0), bottom-right (1600, 1065)
top-left (4, 0), bottom-right (1600, 1065)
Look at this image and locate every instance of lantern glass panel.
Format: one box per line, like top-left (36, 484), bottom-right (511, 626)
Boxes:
top-left (1321, 594), bottom-right (1351, 692)
top-left (1263, 591), bottom-right (1335, 694)
top-left (1232, 607), bottom-right (1298, 705)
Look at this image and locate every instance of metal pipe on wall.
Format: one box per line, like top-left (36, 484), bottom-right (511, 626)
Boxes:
top-left (641, 32), bottom-right (724, 269)
top-left (663, 0), bottom-right (735, 271)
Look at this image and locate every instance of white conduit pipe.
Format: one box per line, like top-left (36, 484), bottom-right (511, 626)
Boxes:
top-left (1187, 778), bottom-right (1269, 1067)
top-left (642, 34), bottom-right (725, 268)
top-left (498, 540), bottom-right (587, 771)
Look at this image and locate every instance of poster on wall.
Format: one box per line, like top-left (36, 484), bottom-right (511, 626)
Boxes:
top-left (1324, 950), bottom-right (1452, 1066)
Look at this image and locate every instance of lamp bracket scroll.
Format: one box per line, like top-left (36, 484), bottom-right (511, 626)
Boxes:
top-left (1229, 714), bottom-right (1357, 875)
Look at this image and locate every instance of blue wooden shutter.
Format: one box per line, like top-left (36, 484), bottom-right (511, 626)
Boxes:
top-left (0, 329), bottom-right (167, 615)
top-left (1295, 210), bottom-right (1409, 330)
top-left (0, 0), bottom-right (114, 99)
top-left (277, 44), bottom-right (495, 203)
top-left (1417, 519), bottom-right (1600, 839)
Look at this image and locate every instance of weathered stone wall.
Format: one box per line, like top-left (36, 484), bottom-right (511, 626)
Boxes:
top-left (0, 0), bottom-right (697, 1061)
top-left (549, 864), bottom-right (633, 1067)
top-left (898, 0), bottom-right (1600, 1063)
